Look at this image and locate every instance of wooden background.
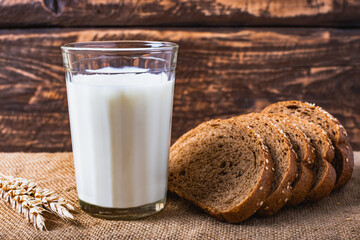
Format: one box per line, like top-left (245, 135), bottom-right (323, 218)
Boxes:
top-left (0, 0), bottom-right (359, 152)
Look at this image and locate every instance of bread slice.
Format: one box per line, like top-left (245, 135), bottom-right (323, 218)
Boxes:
top-left (261, 113), bottom-right (336, 201)
top-left (168, 119), bottom-right (274, 223)
top-left (261, 113), bottom-right (315, 206)
top-left (232, 113), bottom-right (297, 216)
top-left (262, 100), bottom-right (353, 189)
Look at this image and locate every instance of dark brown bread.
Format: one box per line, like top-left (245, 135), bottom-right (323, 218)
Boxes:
top-left (261, 113), bottom-right (336, 201)
top-left (168, 119), bottom-right (274, 223)
top-left (261, 113), bottom-right (315, 206)
top-left (262, 101), bottom-right (354, 189)
top-left (232, 113), bottom-right (297, 216)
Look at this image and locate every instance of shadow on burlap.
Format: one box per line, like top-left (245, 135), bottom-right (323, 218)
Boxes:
top-left (0, 152), bottom-right (359, 240)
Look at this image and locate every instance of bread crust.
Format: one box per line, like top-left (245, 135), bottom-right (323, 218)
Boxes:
top-left (287, 164), bottom-right (314, 206)
top-left (233, 114), bottom-right (298, 216)
top-left (332, 130), bottom-right (354, 189)
top-left (261, 113), bottom-right (315, 206)
top-left (262, 101), bottom-right (354, 189)
top-left (260, 113), bottom-right (336, 201)
top-left (288, 116), bottom-right (336, 201)
top-left (168, 119), bottom-right (274, 223)
top-left (306, 160), bottom-right (336, 201)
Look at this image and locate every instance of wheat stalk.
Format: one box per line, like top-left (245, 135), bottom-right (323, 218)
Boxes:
top-left (0, 175), bottom-right (75, 231)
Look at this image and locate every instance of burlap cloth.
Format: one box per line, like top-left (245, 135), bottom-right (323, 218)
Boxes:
top-left (0, 153), bottom-right (358, 239)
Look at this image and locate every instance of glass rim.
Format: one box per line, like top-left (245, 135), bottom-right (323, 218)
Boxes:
top-left (61, 40), bottom-right (179, 52)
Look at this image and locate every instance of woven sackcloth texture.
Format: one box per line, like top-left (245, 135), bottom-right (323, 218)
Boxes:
top-left (0, 152), bottom-right (359, 239)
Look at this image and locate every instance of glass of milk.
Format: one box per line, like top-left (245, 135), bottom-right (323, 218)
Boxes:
top-left (61, 41), bottom-right (178, 219)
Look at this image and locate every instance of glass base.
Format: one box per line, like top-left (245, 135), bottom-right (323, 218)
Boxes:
top-left (79, 197), bottom-right (166, 220)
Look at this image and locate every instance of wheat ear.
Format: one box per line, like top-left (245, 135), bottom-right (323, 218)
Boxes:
top-left (34, 189), bottom-right (75, 220)
top-left (0, 176), bottom-right (75, 231)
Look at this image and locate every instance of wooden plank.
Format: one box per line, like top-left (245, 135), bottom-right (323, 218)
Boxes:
top-left (1, 0), bottom-right (360, 27)
top-left (0, 112), bottom-right (71, 152)
top-left (0, 28), bottom-right (359, 152)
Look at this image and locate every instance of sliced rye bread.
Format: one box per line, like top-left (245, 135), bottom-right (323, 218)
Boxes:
top-left (260, 113), bottom-right (315, 206)
top-left (262, 100), bottom-right (353, 189)
top-left (261, 113), bottom-right (336, 201)
top-left (168, 119), bottom-right (274, 223)
top-left (232, 113), bottom-right (297, 216)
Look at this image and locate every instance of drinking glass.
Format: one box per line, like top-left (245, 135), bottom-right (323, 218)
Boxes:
top-left (61, 41), bottom-right (178, 219)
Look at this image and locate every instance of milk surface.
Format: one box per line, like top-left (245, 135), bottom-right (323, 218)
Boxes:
top-left (66, 67), bottom-right (174, 208)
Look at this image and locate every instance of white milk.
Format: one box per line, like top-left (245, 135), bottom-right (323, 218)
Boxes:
top-left (66, 67), bottom-right (174, 208)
